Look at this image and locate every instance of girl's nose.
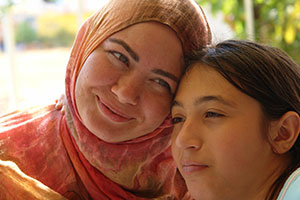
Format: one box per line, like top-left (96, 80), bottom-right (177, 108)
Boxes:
top-left (174, 120), bottom-right (202, 150)
top-left (111, 72), bottom-right (141, 105)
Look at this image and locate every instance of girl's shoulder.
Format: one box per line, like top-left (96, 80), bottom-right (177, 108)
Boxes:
top-left (277, 167), bottom-right (300, 200)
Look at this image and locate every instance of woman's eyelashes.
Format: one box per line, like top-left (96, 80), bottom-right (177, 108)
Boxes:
top-left (108, 50), bottom-right (129, 66)
top-left (152, 78), bottom-right (172, 94)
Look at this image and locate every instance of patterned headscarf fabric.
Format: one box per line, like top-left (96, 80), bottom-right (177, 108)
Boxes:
top-left (0, 0), bottom-right (211, 199)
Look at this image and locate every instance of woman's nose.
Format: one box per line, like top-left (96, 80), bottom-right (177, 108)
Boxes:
top-left (111, 72), bottom-right (141, 105)
top-left (174, 120), bottom-right (202, 150)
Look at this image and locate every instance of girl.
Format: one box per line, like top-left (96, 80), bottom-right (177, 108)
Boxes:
top-left (171, 40), bottom-right (300, 200)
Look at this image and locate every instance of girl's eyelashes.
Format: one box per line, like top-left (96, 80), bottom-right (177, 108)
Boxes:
top-left (171, 110), bottom-right (224, 125)
top-left (107, 50), bottom-right (129, 66)
top-left (171, 116), bottom-right (184, 124)
top-left (205, 111), bottom-right (224, 118)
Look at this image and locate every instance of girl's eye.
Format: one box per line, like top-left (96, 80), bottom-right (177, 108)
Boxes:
top-left (153, 79), bottom-right (172, 94)
top-left (205, 111), bottom-right (224, 118)
top-left (109, 50), bottom-right (129, 66)
top-left (171, 117), bottom-right (184, 124)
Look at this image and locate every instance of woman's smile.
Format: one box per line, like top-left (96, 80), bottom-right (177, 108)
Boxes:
top-left (96, 95), bottom-right (134, 123)
top-left (180, 160), bottom-right (209, 175)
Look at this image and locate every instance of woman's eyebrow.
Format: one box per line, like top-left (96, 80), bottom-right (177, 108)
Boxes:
top-left (108, 38), bottom-right (139, 62)
top-left (152, 69), bottom-right (179, 82)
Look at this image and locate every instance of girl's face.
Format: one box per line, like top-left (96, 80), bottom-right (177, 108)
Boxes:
top-left (75, 22), bottom-right (183, 143)
top-left (171, 64), bottom-right (281, 200)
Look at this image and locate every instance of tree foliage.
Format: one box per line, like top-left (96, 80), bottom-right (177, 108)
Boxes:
top-left (197, 0), bottom-right (300, 64)
top-left (0, 0), bottom-right (14, 15)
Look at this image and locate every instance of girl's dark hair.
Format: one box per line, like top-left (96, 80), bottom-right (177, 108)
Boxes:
top-left (187, 40), bottom-right (300, 199)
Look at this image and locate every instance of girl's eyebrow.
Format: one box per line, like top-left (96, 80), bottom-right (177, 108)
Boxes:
top-left (171, 95), bottom-right (237, 109)
top-left (171, 100), bottom-right (183, 109)
top-left (194, 95), bottom-right (236, 107)
top-left (108, 38), bottom-right (139, 62)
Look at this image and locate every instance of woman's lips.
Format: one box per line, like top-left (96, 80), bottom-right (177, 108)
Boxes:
top-left (96, 96), bottom-right (133, 123)
top-left (181, 162), bottom-right (208, 174)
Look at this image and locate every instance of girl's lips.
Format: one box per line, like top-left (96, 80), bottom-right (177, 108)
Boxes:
top-left (96, 96), bottom-right (133, 123)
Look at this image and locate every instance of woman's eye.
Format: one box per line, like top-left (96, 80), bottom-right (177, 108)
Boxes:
top-left (109, 51), bottom-right (129, 66)
top-left (205, 111), bottom-right (224, 118)
top-left (153, 79), bottom-right (172, 93)
top-left (171, 117), bottom-right (184, 124)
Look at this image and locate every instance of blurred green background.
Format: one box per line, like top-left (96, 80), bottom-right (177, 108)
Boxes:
top-left (197, 0), bottom-right (300, 65)
top-left (1, 0), bottom-right (94, 49)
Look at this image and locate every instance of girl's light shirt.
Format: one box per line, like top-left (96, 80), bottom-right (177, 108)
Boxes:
top-left (277, 167), bottom-right (300, 200)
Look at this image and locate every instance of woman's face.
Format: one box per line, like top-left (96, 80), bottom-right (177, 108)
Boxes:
top-left (75, 22), bottom-right (183, 143)
top-left (171, 64), bottom-right (279, 200)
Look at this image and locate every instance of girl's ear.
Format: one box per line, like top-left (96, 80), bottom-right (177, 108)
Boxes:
top-left (268, 111), bottom-right (300, 154)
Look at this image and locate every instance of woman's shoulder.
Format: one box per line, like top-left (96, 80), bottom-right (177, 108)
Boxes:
top-left (0, 103), bottom-right (64, 161)
top-left (277, 167), bottom-right (300, 200)
top-left (0, 104), bottom-right (61, 133)
top-left (0, 103), bottom-right (74, 193)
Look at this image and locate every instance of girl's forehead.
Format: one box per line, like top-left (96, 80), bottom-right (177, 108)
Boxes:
top-left (176, 66), bottom-right (237, 105)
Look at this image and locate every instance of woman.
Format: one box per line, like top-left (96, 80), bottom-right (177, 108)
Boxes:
top-left (0, 0), bottom-right (211, 199)
top-left (171, 40), bottom-right (300, 200)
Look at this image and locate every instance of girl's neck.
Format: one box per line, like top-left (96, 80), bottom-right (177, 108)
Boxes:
top-left (252, 154), bottom-right (291, 200)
